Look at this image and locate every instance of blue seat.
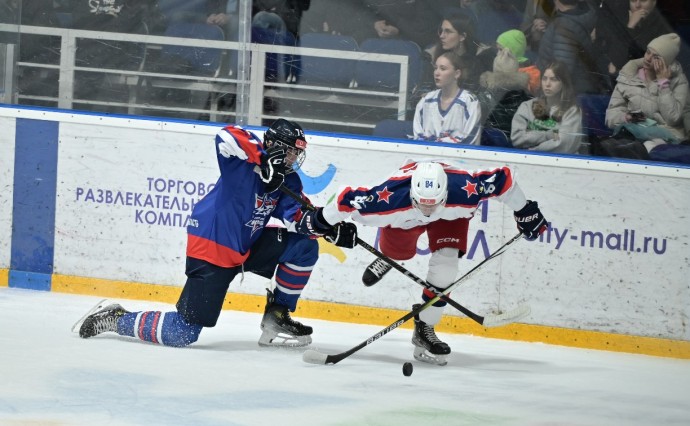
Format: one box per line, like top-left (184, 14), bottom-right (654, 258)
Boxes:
top-left (480, 127), bottom-right (513, 148)
top-left (373, 119), bottom-right (413, 139)
top-left (298, 33), bottom-right (359, 87)
top-left (161, 23), bottom-right (225, 77)
top-left (355, 38), bottom-right (423, 91)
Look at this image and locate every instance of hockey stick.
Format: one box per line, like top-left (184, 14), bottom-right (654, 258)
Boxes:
top-left (279, 184), bottom-right (529, 327)
top-left (302, 232), bottom-right (524, 365)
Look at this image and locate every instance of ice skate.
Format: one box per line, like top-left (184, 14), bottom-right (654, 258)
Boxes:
top-left (362, 258), bottom-right (393, 286)
top-left (411, 305), bottom-right (451, 366)
top-left (259, 290), bottom-right (312, 347)
top-left (78, 303), bottom-right (129, 338)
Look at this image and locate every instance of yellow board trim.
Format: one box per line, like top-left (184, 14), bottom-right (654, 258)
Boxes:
top-left (50, 274), bottom-right (690, 360)
top-left (0, 269), bottom-right (8, 287)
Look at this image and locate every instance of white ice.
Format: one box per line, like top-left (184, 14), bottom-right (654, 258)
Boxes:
top-left (1, 287), bottom-right (689, 426)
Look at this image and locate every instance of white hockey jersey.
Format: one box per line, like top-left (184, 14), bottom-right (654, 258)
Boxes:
top-left (412, 89), bottom-right (482, 144)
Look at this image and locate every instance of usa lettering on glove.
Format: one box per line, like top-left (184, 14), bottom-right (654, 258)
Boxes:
top-left (514, 200), bottom-right (548, 241)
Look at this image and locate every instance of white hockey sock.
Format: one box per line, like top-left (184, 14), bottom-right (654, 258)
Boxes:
top-left (419, 304), bottom-right (445, 326)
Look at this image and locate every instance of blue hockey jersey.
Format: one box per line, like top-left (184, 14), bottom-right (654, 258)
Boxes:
top-left (186, 125), bottom-right (304, 267)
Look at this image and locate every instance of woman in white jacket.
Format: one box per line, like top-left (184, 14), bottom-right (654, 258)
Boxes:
top-left (510, 61), bottom-right (583, 153)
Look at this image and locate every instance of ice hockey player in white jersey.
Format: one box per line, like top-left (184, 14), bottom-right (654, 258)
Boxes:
top-left (297, 160), bottom-right (547, 365)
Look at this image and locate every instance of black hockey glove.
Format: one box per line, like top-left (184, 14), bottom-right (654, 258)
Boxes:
top-left (324, 222), bottom-right (358, 249)
top-left (514, 200), bottom-right (548, 241)
top-left (296, 207), bottom-right (332, 237)
top-left (260, 145), bottom-right (287, 193)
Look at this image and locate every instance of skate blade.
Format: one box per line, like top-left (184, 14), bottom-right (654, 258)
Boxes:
top-left (71, 299), bottom-right (109, 333)
top-left (258, 330), bottom-right (312, 348)
top-left (413, 346), bottom-right (448, 366)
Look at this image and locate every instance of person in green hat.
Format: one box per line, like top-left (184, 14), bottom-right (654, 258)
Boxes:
top-left (496, 29), bottom-right (541, 95)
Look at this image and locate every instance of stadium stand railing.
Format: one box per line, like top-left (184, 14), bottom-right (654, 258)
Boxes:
top-left (0, 24), bottom-right (413, 132)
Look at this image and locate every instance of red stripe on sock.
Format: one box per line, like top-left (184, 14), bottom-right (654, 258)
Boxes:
top-left (150, 312), bottom-right (161, 344)
top-left (138, 312), bottom-right (149, 340)
top-left (279, 264), bottom-right (312, 277)
top-left (276, 276), bottom-right (306, 289)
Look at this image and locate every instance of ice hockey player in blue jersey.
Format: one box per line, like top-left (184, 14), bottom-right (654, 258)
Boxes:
top-left (310, 160), bottom-right (547, 365)
top-left (76, 119), bottom-right (357, 348)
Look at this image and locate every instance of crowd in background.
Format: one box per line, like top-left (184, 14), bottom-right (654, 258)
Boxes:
top-left (1, 0), bottom-right (690, 164)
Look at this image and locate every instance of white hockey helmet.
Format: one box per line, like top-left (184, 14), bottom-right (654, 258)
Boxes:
top-left (410, 162), bottom-right (448, 216)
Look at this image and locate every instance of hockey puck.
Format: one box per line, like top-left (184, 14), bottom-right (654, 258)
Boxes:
top-left (402, 362), bottom-right (413, 376)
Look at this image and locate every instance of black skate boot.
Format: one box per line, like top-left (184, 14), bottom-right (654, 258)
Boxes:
top-left (259, 289), bottom-right (313, 347)
top-left (362, 258), bottom-right (393, 286)
top-left (79, 303), bottom-right (128, 338)
top-left (411, 304), bottom-right (451, 366)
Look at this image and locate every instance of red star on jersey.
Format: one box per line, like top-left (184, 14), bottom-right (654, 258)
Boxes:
top-left (376, 186), bottom-right (393, 203)
top-left (462, 180), bottom-right (478, 197)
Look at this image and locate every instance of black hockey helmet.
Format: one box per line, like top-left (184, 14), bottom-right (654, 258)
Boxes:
top-left (264, 118), bottom-right (307, 172)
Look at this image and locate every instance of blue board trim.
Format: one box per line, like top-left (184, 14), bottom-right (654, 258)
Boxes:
top-left (10, 118), bottom-right (59, 289)
top-left (8, 270), bottom-right (52, 291)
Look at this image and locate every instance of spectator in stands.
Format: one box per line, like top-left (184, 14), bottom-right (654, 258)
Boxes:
top-left (537, 0), bottom-right (608, 95)
top-left (470, 0), bottom-right (524, 45)
top-left (604, 33), bottom-right (688, 154)
top-left (253, 0), bottom-right (310, 40)
top-left (597, 0), bottom-right (673, 79)
top-left (70, 0), bottom-right (160, 102)
top-left (511, 61), bottom-right (583, 153)
top-left (252, 0), bottom-right (309, 84)
top-left (413, 51), bottom-right (481, 144)
top-left (424, 12), bottom-right (492, 92)
top-left (300, 0), bottom-right (393, 44)
top-left (497, 29), bottom-right (541, 94)
top-left (71, 0), bottom-right (159, 63)
top-left (477, 44), bottom-right (533, 147)
top-left (437, 0), bottom-right (479, 27)
top-left (361, 0), bottom-right (441, 50)
top-left (521, 0), bottom-right (556, 53)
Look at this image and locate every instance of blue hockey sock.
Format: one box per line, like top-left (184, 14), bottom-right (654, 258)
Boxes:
top-left (274, 262), bottom-right (313, 311)
top-left (118, 311), bottom-right (203, 347)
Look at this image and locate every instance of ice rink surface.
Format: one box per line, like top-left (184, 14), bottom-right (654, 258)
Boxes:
top-left (1, 287), bottom-right (689, 426)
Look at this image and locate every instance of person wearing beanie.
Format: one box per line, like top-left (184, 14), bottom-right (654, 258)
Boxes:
top-left (497, 29), bottom-right (541, 95)
top-left (497, 30), bottom-right (529, 63)
top-left (606, 32), bottom-right (689, 145)
top-left (647, 33), bottom-right (681, 69)
top-left (477, 47), bottom-right (533, 146)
